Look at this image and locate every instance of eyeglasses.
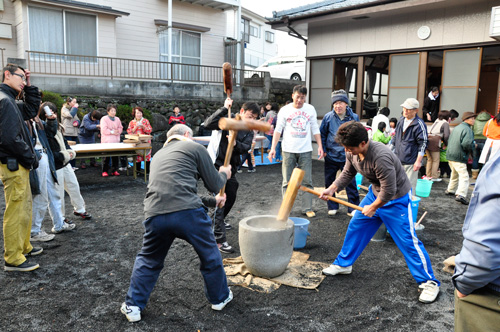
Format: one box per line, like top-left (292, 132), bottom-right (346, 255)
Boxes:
top-left (12, 73), bottom-right (26, 82)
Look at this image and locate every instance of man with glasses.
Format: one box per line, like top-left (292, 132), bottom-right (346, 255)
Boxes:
top-left (0, 63), bottom-right (42, 271)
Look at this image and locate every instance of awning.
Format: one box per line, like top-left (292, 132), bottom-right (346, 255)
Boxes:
top-left (28, 0), bottom-right (130, 17)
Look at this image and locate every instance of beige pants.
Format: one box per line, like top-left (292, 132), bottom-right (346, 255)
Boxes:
top-left (425, 150), bottom-right (440, 179)
top-left (403, 164), bottom-right (418, 195)
top-left (455, 288), bottom-right (500, 332)
top-left (447, 161), bottom-right (469, 198)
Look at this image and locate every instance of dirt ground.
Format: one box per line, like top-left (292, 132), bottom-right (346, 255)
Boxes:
top-left (0, 159), bottom-right (467, 331)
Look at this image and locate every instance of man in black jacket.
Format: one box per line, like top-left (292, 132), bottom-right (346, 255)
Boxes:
top-left (205, 98), bottom-right (259, 253)
top-left (0, 63), bottom-right (41, 272)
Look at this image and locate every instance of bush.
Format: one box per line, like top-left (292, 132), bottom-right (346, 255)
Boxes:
top-left (41, 90), bottom-right (65, 118)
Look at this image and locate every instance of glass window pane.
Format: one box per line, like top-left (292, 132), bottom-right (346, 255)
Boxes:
top-left (65, 12), bottom-right (96, 56)
top-left (181, 31), bottom-right (200, 57)
top-left (29, 6), bottom-right (64, 53)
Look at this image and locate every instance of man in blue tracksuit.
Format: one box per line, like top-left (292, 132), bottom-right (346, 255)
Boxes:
top-left (320, 89), bottom-right (360, 216)
top-left (320, 122), bottom-right (440, 304)
top-left (453, 150), bottom-right (500, 331)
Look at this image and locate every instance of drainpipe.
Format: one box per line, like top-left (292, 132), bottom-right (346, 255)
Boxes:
top-left (168, 0), bottom-right (172, 64)
top-left (236, 2), bottom-right (242, 70)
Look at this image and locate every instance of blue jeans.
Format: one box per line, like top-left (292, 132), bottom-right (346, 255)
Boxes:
top-left (334, 189), bottom-right (440, 286)
top-left (472, 140), bottom-right (485, 169)
top-left (324, 159), bottom-right (359, 212)
top-left (125, 207), bottom-right (229, 310)
top-left (282, 151), bottom-right (313, 212)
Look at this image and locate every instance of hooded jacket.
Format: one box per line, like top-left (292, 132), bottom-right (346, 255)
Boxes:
top-left (320, 106), bottom-right (359, 162)
top-left (393, 115), bottom-right (428, 165)
top-left (0, 83), bottom-right (39, 169)
top-left (446, 122), bottom-right (474, 164)
top-left (473, 111), bottom-right (492, 140)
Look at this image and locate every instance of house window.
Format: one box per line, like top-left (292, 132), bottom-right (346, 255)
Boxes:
top-left (28, 6), bottom-right (97, 57)
top-left (250, 25), bottom-right (259, 38)
top-left (265, 31), bottom-right (274, 43)
top-left (241, 18), bottom-right (250, 43)
top-left (159, 28), bottom-right (201, 80)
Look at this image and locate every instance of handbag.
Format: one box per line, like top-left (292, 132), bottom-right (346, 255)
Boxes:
top-left (29, 169), bottom-right (41, 195)
top-left (427, 121), bottom-right (443, 152)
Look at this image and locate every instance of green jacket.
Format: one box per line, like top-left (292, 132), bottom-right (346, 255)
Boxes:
top-left (473, 111), bottom-right (491, 140)
top-left (372, 129), bottom-right (391, 144)
top-left (446, 122), bottom-right (474, 163)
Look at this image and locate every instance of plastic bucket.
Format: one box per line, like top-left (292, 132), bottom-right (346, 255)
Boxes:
top-left (355, 173), bottom-right (363, 187)
top-left (289, 217), bottom-right (310, 249)
top-left (411, 196), bottom-right (421, 223)
top-left (415, 179), bottom-right (433, 197)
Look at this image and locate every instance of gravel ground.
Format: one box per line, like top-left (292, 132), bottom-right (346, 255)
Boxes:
top-left (0, 159), bottom-right (467, 331)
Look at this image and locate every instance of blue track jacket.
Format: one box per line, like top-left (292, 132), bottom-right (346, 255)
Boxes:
top-left (320, 106), bottom-right (359, 162)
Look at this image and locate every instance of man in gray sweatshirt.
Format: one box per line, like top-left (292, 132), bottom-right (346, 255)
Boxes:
top-left (320, 121), bottom-right (440, 304)
top-left (121, 124), bottom-right (232, 323)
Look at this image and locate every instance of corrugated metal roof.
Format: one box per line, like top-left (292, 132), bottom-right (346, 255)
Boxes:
top-left (271, 0), bottom-right (382, 20)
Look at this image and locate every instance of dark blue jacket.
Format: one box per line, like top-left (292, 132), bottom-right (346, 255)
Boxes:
top-left (393, 115), bottom-right (428, 165)
top-left (32, 119), bottom-right (58, 184)
top-left (78, 113), bottom-right (100, 141)
top-left (320, 106), bottom-right (359, 162)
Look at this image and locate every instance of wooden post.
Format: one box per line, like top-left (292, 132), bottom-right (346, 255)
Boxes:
top-left (356, 56), bottom-right (365, 119)
top-left (417, 51), bottom-right (428, 120)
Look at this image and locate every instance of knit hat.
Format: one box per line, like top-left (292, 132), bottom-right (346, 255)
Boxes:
top-left (331, 90), bottom-right (349, 105)
top-left (400, 98), bottom-right (419, 110)
top-left (462, 112), bottom-right (477, 121)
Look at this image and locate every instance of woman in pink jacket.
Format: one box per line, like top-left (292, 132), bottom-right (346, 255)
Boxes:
top-left (100, 104), bottom-right (123, 177)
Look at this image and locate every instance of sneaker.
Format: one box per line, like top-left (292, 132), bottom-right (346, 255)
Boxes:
top-left (305, 211), bottom-right (316, 218)
top-left (102, 172), bottom-right (109, 177)
top-left (422, 176), bottom-right (432, 180)
top-left (30, 230), bottom-right (55, 242)
top-left (72, 167), bottom-right (79, 171)
top-left (51, 222), bottom-right (76, 234)
top-left (119, 167), bottom-right (127, 171)
top-left (237, 169), bottom-right (242, 173)
top-left (224, 222), bottom-right (232, 230)
top-left (211, 290), bottom-right (233, 311)
top-left (328, 210), bottom-right (338, 216)
top-left (418, 281), bottom-right (440, 303)
top-left (455, 195), bottom-right (469, 205)
top-left (24, 247), bottom-right (43, 257)
top-left (74, 211), bottom-right (92, 220)
top-left (4, 260), bottom-right (39, 272)
top-left (444, 190), bottom-right (455, 196)
top-left (120, 302), bottom-right (141, 322)
top-left (112, 171), bottom-right (120, 176)
top-left (247, 169), bottom-right (256, 173)
top-left (431, 178), bottom-right (442, 182)
top-left (218, 242), bottom-right (235, 254)
top-left (322, 264), bottom-right (352, 276)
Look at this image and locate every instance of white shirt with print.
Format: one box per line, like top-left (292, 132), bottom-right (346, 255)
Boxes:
top-left (275, 103), bottom-right (320, 153)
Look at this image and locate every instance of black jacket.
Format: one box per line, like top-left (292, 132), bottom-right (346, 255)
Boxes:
top-left (204, 107), bottom-right (253, 177)
top-left (0, 84), bottom-right (39, 169)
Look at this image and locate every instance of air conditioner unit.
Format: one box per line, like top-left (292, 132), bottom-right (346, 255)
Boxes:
top-left (0, 23), bottom-right (13, 39)
top-left (490, 6), bottom-right (500, 41)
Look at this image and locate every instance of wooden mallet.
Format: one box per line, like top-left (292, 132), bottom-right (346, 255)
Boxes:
top-left (277, 168), bottom-right (305, 222)
top-left (299, 186), bottom-right (363, 212)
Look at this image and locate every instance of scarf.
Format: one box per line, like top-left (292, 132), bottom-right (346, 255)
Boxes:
top-left (109, 116), bottom-right (116, 121)
top-left (428, 91), bottom-right (439, 101)
top-left (163, 135), bottom-right (191, 147)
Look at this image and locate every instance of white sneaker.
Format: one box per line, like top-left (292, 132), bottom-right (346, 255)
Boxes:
top-left (121, 302), bottom-right (141, 322)
top-left (328, 210), bottom-right (338, 216)
top-left (418, 281), bottom-right (440, 303)
top-left (51, 222), bottom-right (76, 234)
top-left (211, 289), bottom-right (233, 311)
top-left (30, 230), bottom-right (55, 242)
top-left (431, 178), bottom-right (442, 182)
top-left (322, 264), bottom-right (352, 275)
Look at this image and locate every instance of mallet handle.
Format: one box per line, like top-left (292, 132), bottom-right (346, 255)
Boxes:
top-left (300, 186), bottom-right (363, 212)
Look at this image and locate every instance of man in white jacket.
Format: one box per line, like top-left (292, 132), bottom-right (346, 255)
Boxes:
top-left (268, 85), bottom-right (324, 218)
